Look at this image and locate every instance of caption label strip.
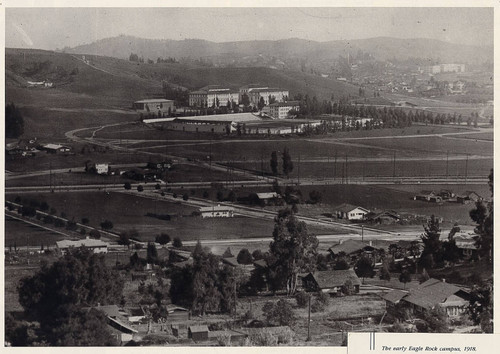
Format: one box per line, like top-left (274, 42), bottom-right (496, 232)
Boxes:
top-left (348, 333), bottom-right (497, 354)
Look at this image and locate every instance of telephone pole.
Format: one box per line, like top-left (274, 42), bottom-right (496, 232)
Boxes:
top-left (345, 154), bottom-right (348, 184)
top-left (392, 151), bottom-right (396, 180)
top-left (306, 294), bottom-right (312, 342)
top-left (465, 154), bottom-right (469, 184)
top-left (297, 153), bottom-right (301, 185)
top-left (446, 150), bottom-right (449, 178)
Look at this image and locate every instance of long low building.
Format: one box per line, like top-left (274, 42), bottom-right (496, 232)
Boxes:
top-left (56, 237), bottom-right (109, 255)
top-left (143, 113), bottom-right (323, 135)
top-left (133, 99), bottom-right (175, 118)
top-left (199, 205), bottom-right (235, 218)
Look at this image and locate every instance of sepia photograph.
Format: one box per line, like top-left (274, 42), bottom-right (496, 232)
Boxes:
top-left (3, 3), bottom-right (494, 347)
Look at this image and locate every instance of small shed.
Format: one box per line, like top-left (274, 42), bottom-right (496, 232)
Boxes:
top-left (188, 325), bottom-right (209, 341)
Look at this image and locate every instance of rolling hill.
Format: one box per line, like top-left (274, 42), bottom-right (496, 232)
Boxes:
top-left (6, 48), bottom-right (360, 102)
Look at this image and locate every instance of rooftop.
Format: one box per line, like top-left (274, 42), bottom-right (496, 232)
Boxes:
top-left (189, 325), bottom-right (209, 333)
top-left (384, 278), bottom-right (469, 310)
top-left (305, 269), bottom-right (362, 288)
top-left (43, 143), bottom-right (66, 150)
top-left (335, 203), bottom-right (369, 213)
top-left (134, 99), bottom-right (174, 104)
top-left (199, 205), bottom-right (235, 212)
top-left (329, 239), bottom-right (373, 255)
top-left (269, 101), bottom-right (300, 107)
top-left (256, 192), bottom-right (280, 199)
top-left (56, 238), bottom-right (109, 249)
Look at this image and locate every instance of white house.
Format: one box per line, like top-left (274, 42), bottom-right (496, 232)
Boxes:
top-left (199, 205), bottom-right (235, 218)
top-left (335, 203), bottom-right (370, 220)
top-left (95, 163), bottom-right (109, 175)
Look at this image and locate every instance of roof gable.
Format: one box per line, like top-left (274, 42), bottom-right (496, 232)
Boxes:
top-left (329, 239), bottom-right (372, 255)
top-left (307, 269), bottom-right (361, 288)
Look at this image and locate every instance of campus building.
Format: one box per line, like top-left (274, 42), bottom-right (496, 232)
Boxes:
top-left (242, 86), bottom-right (289, 106)
top-left (269, 101), bottom-right (300, 119)
top-left (188, 85), bottom-right (239, 108)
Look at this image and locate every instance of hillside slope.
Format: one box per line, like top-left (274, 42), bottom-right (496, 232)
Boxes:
top-left (6, 48), bottom-right (360, 102)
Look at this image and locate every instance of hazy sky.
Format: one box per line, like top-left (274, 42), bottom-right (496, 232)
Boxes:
top-left (6, 7), bottom-right (494, 49)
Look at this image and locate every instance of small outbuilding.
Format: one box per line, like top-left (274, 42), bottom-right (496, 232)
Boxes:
top-left (188, 325), bottom-right (209, 342)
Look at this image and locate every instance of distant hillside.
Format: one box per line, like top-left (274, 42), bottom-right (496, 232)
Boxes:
top-left (64, 35), bottom-right (493, 70)
top-left (6, 48), bottom-right (360, 103)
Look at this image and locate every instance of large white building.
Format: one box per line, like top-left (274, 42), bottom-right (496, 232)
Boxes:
top-left (269, 101), bottom-right (300, 119)
top-left (189, 85), bottom-right (240, 108)
top-left (133, 99), bottom-right (175, 118)
top-left (242, 86), bottom-right (289, 106)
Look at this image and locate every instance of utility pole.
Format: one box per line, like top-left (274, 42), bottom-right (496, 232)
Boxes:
top-left (446, 150), bottom-right (449, 178)
top-left (306, 294), bottom-right (311, 342)
top-left (334, 152), bottom-right (337, 182)
top-left (392, 151), bottom-right (396, 180)
top-left (261, 151), bottom-right (264, 178)
top-left (298, 153), bottom-right (300, 185)
top-left (465, 154), bottom-right (469, 184)
top-left (361, 225), bottom-right (364, 242)
top-left (345, 154), bottom-right (348, 184)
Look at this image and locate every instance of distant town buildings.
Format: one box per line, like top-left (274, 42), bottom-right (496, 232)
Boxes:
top-left (419, 64), bottom-right (466, 75)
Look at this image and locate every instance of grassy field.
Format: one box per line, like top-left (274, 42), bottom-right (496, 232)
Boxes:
top-left (5, 191), bottom-right (344, 246)
top-left (5, 216), bottom-right (69, 248)
top-left (228, 158), bottom-right (492, 179)
top-left (6, 163), bottom-right (244, 188)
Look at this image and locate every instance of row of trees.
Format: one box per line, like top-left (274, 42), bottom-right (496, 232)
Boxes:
top-left (6, 103), bottom-right (25, 138)
top-left (270, 148), bottom-right (294, 177)
top-left (290, 93), bottom-right (476, 129)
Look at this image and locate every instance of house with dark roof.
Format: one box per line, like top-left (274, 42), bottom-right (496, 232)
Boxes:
top-left (89, 305), bottom-right (138, 344)
top-left (456, 191), bottom-right (482, 204)
top-left (413, 191), bottom-right (442, 203)
top-left (301, 269), bottom-right (362, 296)
top-left (255, 192), bottom-right (282, 205)
top-left (328, 239), bottom-right (375, 258)
top-left (335, 203), bottom-right (370, 220)
top-left (221, 256), bottom-right (239, 267)
top-left (382, 278), bottom-right (469, 317)
top-left (366, 210), bottom-right (400, 224)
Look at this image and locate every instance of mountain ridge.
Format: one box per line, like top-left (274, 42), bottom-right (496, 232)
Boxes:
top-left (61, 35), bottom-right (493, 68)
